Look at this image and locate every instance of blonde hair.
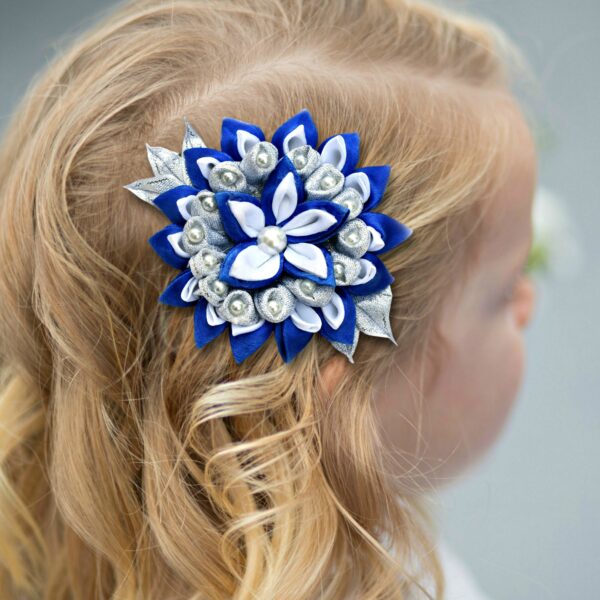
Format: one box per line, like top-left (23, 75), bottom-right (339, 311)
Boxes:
top-left (0, 1), bottom-right (523, 598)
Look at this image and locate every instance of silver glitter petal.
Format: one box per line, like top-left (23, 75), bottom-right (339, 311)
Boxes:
top-left (286, 145), bottom-right (321, 179)
top-left (354, 286), bottom-right (396, 343)
top-left (240, 141), bottom-right (279, 184)
top-left (334, 218), bottom-right (371, 258)
top-left (197, 273), bottom-right (229, 307)
top-left (255, 285), bottom-right (296, 323)
top-left (189, 247), bottom-right (227, 279)
top-left (181, 217), bottom-right (231, 255)
top-left (146, 144), bottom-right (187, 184)
top-left (182, 117), bottom-right (206, 152)
top-left (305, 164), bottom-right (345, 200)
top-left (189, 192), bottom-right (225, 232)
top-left (331, 327), bottom-right (360, 363)
top-left (331, 188), bottom-right (364, 219)
top-left (217, 290), bottom-right (260, 326)
top-left (208, 161), bottom-right (249, 193)
top-left (329, 250), bottom-right (362, 286)
top-left (124, 174), bottom-right (182, 205)
top-left (282, 276), bottom-right (335, 307)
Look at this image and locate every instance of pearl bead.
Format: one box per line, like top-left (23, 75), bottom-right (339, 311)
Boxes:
top-left (299, 279), bottom-right (317, 296)
top-left (186, 225), bottom-right (205, 244)
top-left (343, 197), bottom-right (360, 212)
top-left (257, 226), bottom-right (287, 254)
top-left (200, 193), bottom-right (217, 212)
top-left (220, 170), bottom-right (238, 185)
top-left (333, 262), bottom-right (346, 281)
top-left (267, 299), bottom-right (282, 316)
top-left (211, 280), bottom-right (228, 296)
top-left (293, 154), bottom-right (307, 169)
top-left (320, 174), bottom-right (337, 190)
top-left (344, 230), bottom-right (360, 246)
top-left (203, 253), bottom-right (218, 267)
top-left (256, 151), bottom-right (270, 168)
top-left (229, 298), bottom-right (246, 315)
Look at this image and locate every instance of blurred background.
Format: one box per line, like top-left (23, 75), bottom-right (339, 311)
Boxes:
top-left (1, 1), bottom-right (598, 598)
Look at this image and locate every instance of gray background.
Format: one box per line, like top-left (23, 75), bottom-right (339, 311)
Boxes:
top-left (1, 1), bottom-right (598, 598)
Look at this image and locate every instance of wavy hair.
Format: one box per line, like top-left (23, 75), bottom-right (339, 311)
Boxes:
top-left (0, 0), bottom-right (523, 598)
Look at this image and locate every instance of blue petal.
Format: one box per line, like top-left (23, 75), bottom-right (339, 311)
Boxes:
top-left (282, 246), bottom-right (335, 286)
top-left (347, 254), bottom-right (394, 296)
top-left (274, 318), bottom-right (314, 363)
top-left (281, 200), bottom-right (349, 244)
top-left (219, 241), bottom-right (284, 289)
top-left (220, 117), bottom-right (265, 161)
top-left (158, 268), bottom-right (197, 307)
top-left (194, 298), bottom-right (228, 349)
top-left (215, 191), bottom-right (263, 243)
top-left (153, 185), bottom-right (199, 226)
top-left (357, 166), bottom-right (391, 212)
top-left (271, 109), bottom-right (319, 155)
top-left (318, 288), bottom-right (357, 345)
top-left (318, 133), bottom-right (360, 176)
top-left (359, 212), bottom-right (413, 254)
top-left (261, 156), bottom-right (305, 226)
top-left (183, 147), bottom-right (232, 190)
top-left (229, 321), bottom-right (274, 363)
top-left (148, 224), bottom-right (189, 270)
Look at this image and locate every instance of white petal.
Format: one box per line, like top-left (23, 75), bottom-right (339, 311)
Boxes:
top-left (231, 319), bottom-right (265, 336)
top-left (229, 245), bottom-right (281, 281)
top-left (176, 194), bottom-right (196, 220)
top-left (228, 200), bottom-right (265, 237)
top-left (290, 302), bottom-right (322, 333)
top-left (237, 130), bottom-right (261, 158)
top-left (283, 124), bottom-right (307, 153)
top-left (367, 226), bottom-right (385, 252)
top-left (283, 243), bottom-right (328, 278)
top-left (181, 276), bottom-right (200, 302)
top-left (322, 293), bottom-right (345, 330)
top-left (272, 172), bottom-right (298, 224)
top-left (352, 259), bottom-right (377, 286)
top-left (319, 135), bottom-right (347, 171)
top-left (197, 155), bottom-right (222, 180)
top-left (167, 232), bottom-right (192, 258)
top-left (206, 303), bottom-right (226, 326)
top-left (344, 172), bottom-right (370, 202)
top-left (281, 209), bottom-right (337, 238)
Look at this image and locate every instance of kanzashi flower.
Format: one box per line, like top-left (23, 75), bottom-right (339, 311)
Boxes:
top-left (125, 109), bottom-right (413, 363)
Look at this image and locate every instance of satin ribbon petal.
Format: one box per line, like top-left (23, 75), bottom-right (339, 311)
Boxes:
top-left (318, 133), bottom-right (360, 176)
top-left (271, 109), bottom-right (318, 156)
top-left (153, 185), bottom-right (200, 226)
top-left (220, 117), bottom-right (265, 161)
top-left (194, 298), bottom-right (228, 349)
top-left (283, 243), bottom-right (328, 279)
top-left (220, 241), bottom-right (284, 288)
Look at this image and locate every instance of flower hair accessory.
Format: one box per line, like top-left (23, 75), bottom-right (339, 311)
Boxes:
top-left (125, 109), bottom-right (412, 363)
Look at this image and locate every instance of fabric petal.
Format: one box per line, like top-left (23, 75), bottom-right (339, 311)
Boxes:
top-left (283, 244), bottom-right (335, 286)
top-left (183, 147), bottom-right (232, 189)
top-left (274, 318), bottom-right (314, 363)
top-left (153, 185), bottom-right (199, 226)
top-left (148, 224), bottom-right (190, 270)
top-left (344, 172), bottom-right (370, 203)
top-left (360, 212), bottom-right (413, 254)
top-left (229, 320), bottom-right (274, 364)
top-left (261, 157), bottom-right (304, 225)
top-left (271, 109), bottom-right (319, 155)
top-left (220, 117), bottom-right (265, 161)
top-left (319, 288), bottom-right (356, 345)
top-left (158, 268), bottom-right (199, 306)
top-left (220, 241), bottom-right (284, 289)
top-left (194, 298), bottom-right (228, 349)
top-left (216, 192), bottom-right (264, 243)
top-left (356, 166), bottom-right (391, 212)
top-left (290, 302), bottom-right (322, 333)
top-left (347, 253), bottom-right (394, 296)
top-left (281, 200), bottom-right (349, 243)
top-left (318, 133), bottom-right (360, 176)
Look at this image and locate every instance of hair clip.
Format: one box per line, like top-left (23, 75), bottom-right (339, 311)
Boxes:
top-left (125, 109), bottom-right (412, 363)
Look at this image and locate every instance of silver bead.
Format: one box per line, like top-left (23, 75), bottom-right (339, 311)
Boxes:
top-left (210, 279), bottom-right (228, 296)
top-left (293, 154), bottom-right (307, 169)
top-left (186, 225), bottom-right (205, 244)
top-left (255, 150), bottom-right (271, 168)
top-left (257, 225), bottom-right (287, 254)
top-left (199, 191), bottom-right (217, 212)
top-left (220, 170), bottom-right (238, 185)
top-left (333, 262), bottom-right (346, 281)
top-left (299, 279), bottom-right (317, 296)
top-left (267, 299), bottom-right (282, 316)
top-left (320, 174), bottom-right (337, 190)
top-left (229, 298), bottom-right (246, 315)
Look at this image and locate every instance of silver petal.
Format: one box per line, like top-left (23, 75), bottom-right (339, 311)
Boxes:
top-left (189, 247), bottom-right (227, 279)
top-left (331, 188), bottom-right (364, 219)
top-left (354, 286), bottom-right (396, 343)
top-left (329, 250), bottom-right (362, 285)
top-left (240, 141), bottom-right (279, 184)
top-left (281, 276), bottom-right (335, 307)
top-left (304, 164), bottom-right (345, 200)
top-left (181, 217), bottom-right (231, 255)
top-left (217, 290), bottom-right (260, 326)
top-left (286, 145), bottom-right (321, 179)
top-left (189, 192), bottom-right (225, 232)
top-left (331, 327), bottom-right (360, 363)
top-left (124, 174), bottom-right (182, 205)
top-left (182, 117), bottom-right (206, 152)
top-left (208, 161), bottom-right (248, 193)
top-left (255, 285), bottom-right (296, 323)
top-left (146, 144), bottom-right (186, 184)
top-left (334, 218), bottom-right (371, 258)
top-left (197, 272), bottom-right (229, 306)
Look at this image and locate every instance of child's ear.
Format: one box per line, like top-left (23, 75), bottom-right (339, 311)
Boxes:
top-left (321, 355), bottom-right (348, 397)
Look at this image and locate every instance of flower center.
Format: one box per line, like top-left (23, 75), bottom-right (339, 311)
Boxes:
top-left (257, 225), bottom-right (287, 255)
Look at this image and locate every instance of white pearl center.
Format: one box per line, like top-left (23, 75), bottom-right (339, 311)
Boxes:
top-left (257, 225), bottom-right (287, 255)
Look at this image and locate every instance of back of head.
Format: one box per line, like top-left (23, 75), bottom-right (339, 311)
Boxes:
top-left (0, 1), bottom-right (522, 598)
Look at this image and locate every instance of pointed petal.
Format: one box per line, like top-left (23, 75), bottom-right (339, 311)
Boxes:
top-left (319, 289), bottom-right (356, 345)
top-left (360, 213), bottom-right (413, 254)
top-left (347, 253), bottom-right (394, 296)
top-left (271, 109), bottom-right (319, 155)
top-left (220, 241), bottom-right (283, 288)
top-left (290, 302), bottom-right (322, 333)
top-left (124, 175), bottom-right (183, 205)
top-left (221, 117), bottom-right (266, 161)
top-left (183, 147), bottom-right (232, 190)
top-left (182, 117), bottom-right (206, 153)
top-left (274, 318), bottom-right (314, 363)
top-left (281, 200), bottom-right (348, 243)
top-left (356, 166), bottom-right (391, 212)
top-left (194, 298), bottom-right (228, 349)
top-left (148, 224), bottom-right (190, 269)
top-left (318, 133), bottom-right (360, 176)
top-left (146, 144), bottom-right (186, 183)
top-left (152, 185), bottom-right (199, 226)
top-left (261, 157), bottom-right (304, 225)
top-left (216, 192), bottom-right (265, 241)
top-left (158, 269), bottom-right (199, 306)
top-left (229, 320), bottom-right (274, 363)
top-left (284, 243), bottom-right (329, 280)
top-left (344, 171), bottom-right (370, 202)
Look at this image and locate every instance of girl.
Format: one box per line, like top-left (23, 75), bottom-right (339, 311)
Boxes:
top-left (0, 0), bottom-right (537, 598)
